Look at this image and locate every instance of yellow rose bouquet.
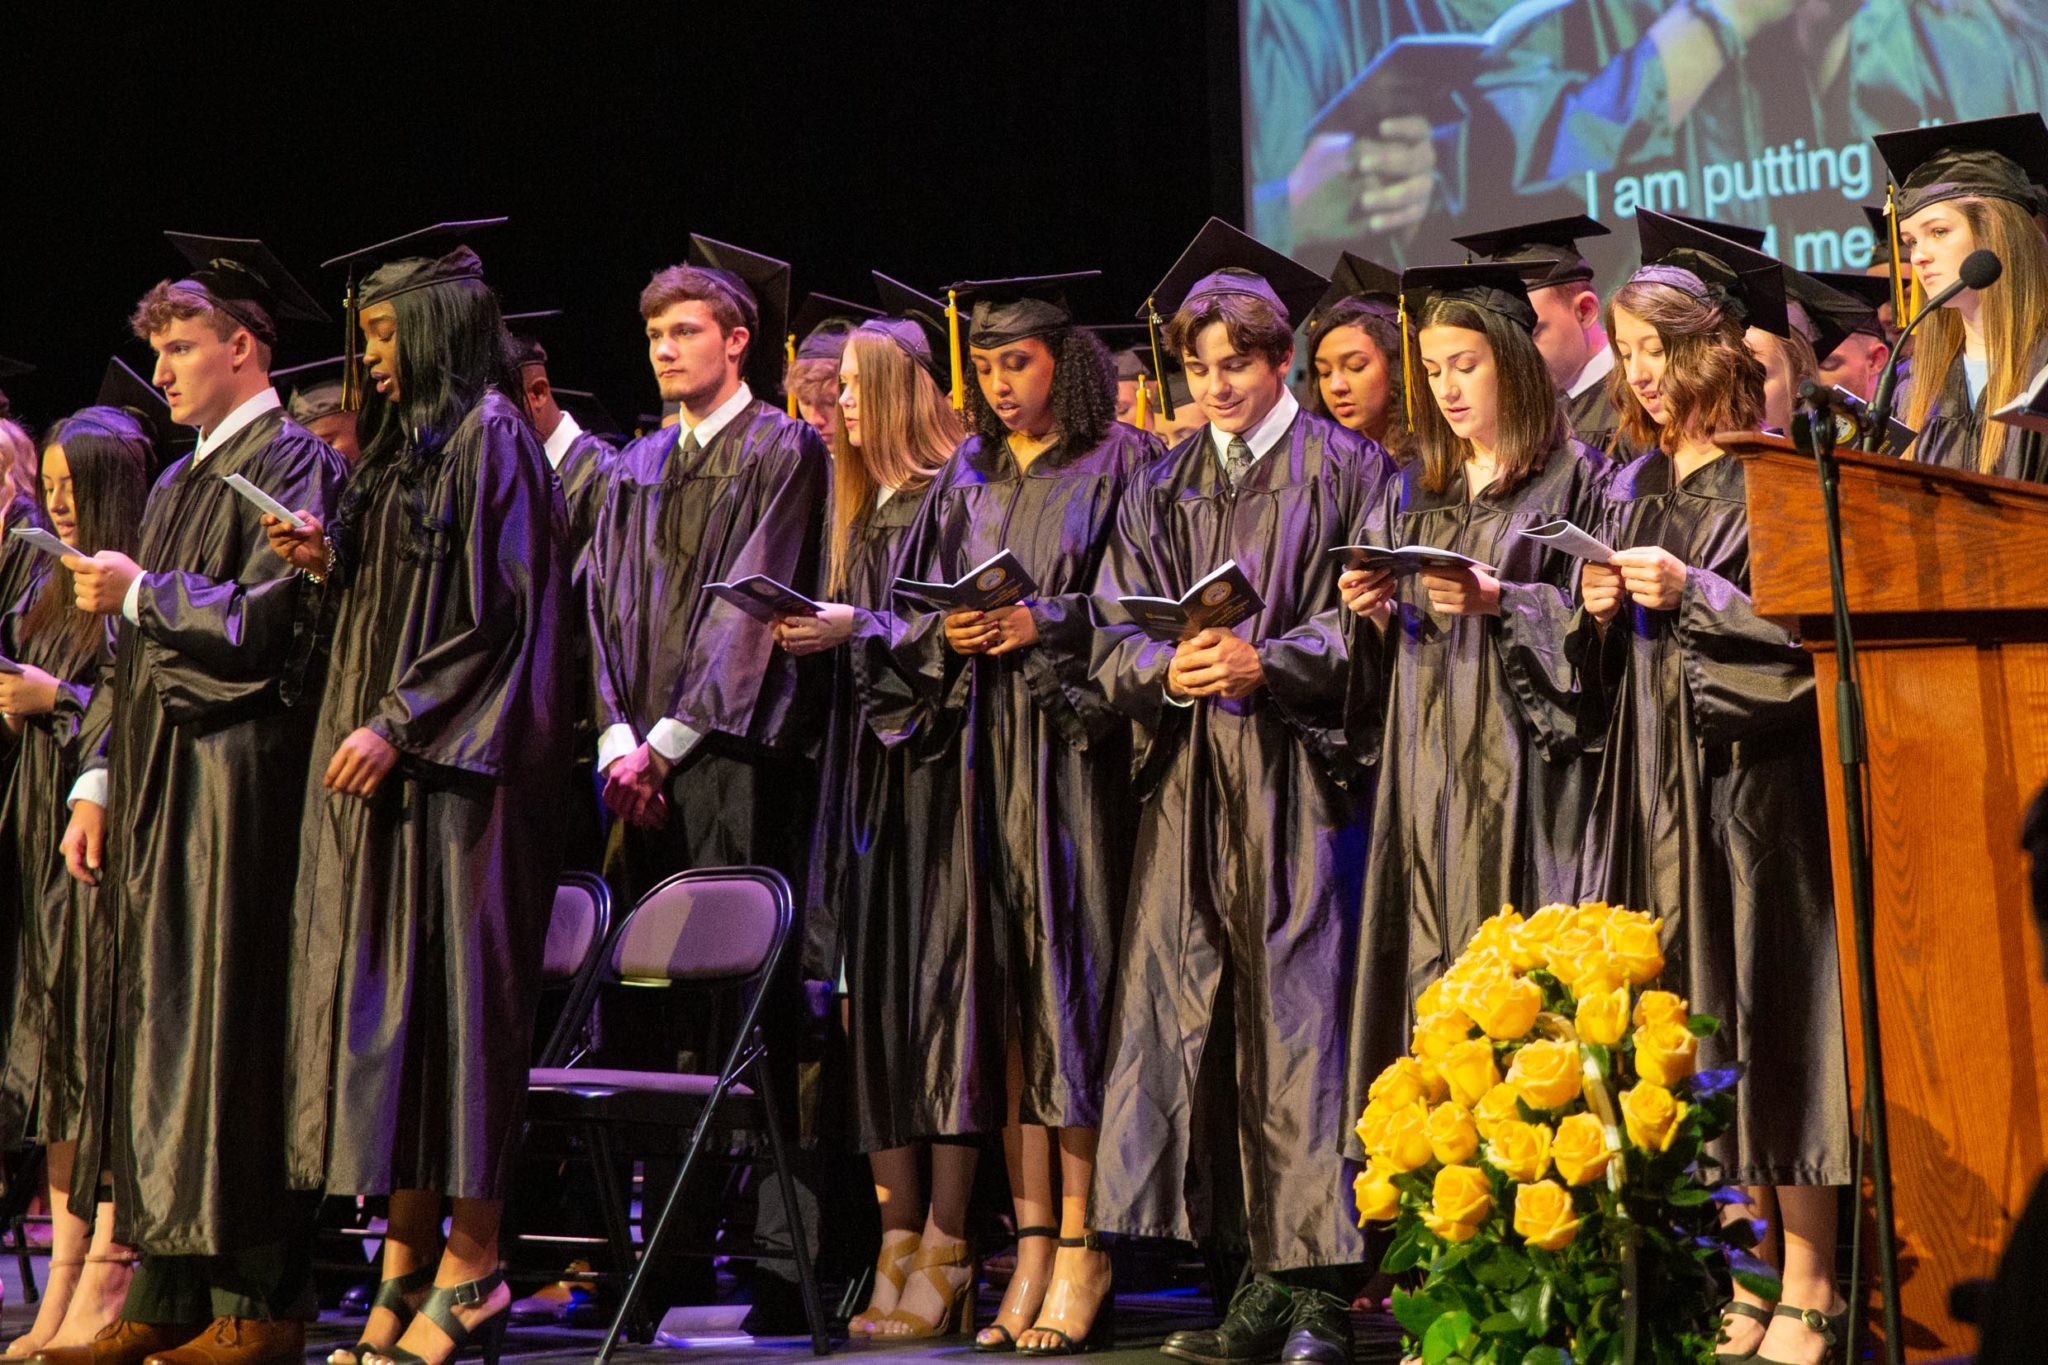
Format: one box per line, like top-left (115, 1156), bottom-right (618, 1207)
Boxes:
top-left (1351, 904), bottom-right (1756, 1365)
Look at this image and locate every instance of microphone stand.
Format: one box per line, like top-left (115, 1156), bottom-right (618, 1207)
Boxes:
top-left (1792, 393), bottom-right (1904, 1365)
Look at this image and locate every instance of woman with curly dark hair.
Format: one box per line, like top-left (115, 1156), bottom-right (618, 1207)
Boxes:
top-left (854, 274), bottom-right (1156, 1353)
top-left (1303, 255), bottom-right (1412, 461)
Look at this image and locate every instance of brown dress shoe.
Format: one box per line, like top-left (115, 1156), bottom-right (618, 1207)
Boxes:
top-left (35, 1320), bottom-right (208, 1365)
top-left (142, 1319), bottom-right (305, 1365)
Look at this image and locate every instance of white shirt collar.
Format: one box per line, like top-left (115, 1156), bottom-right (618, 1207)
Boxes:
top-left (679, 381), bottom-right (754, 447)
top-left (543, 409), bottom-right (586, 470)
top-left (194, 387), bottom-right (282, 464)
top-left (1208, 386), bottom-right (1300, 467)
top-left (1567, 345), bottom-right (1616, 400)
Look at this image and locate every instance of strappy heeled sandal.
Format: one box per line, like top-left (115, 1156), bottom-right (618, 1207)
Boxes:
top-left (976, 1226), bottom-right (1060, 1353)
top-left (1018, 1234), bottom-right (1117, 1357)
top-left (874, 1240), bottom-right (976, 1340)
top-left (360, 1270), bottom-right (508, 1365)
top-left (331, 1259), bottom-right (439, 1365)
top-left (848, 1229), bottom-right (921, 1335)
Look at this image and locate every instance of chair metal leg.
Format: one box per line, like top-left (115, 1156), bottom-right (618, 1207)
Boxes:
top-left (595, 1083), bottom-right (732, 1365)
top-left (752, 1047), bottom-right (832, 1356)
top-left (582, 1125), bottom-right (650, 1345)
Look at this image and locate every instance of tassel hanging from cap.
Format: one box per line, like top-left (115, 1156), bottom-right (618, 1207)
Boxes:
top-left (946, 289), bottom-right (966, 411)
top-left (1134, 375), bottom-right (1151, 431)
top-left (1145, 297), bottom-right (1176, 420)
top-left (785, 332), bottom-right (799, 417)
top-left (1398, 293), bottom-right (1417, 425)
top-left (1886, 187), bottom-right (1910, 329)
top-left (341, 276), bottom-right (364, 413)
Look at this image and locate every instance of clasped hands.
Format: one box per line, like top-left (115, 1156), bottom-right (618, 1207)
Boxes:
top-left (1580, 547), bottom-right (1688, 623)
top-left (1165, 627), bottom-right (1265, 701)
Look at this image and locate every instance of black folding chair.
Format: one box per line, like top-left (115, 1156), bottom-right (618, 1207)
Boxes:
top-left (525, 866), bottom-right (830, 1359)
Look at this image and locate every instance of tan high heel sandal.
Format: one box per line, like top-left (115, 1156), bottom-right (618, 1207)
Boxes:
top-left (875, 1240), bottom-right (977, 1340)
top-left (848, 1230), bottom-right (922, 1335)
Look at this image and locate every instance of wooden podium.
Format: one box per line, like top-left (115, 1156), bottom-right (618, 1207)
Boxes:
top-left (1725, 432), bottom-right (2048, 1361)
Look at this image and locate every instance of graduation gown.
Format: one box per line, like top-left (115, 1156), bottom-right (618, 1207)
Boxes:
top-left (861, 426), bottom-right (1155, 1137)
top-left (555, 427), bottom-right (615, 557)
top-left (0, 495), bottom-right (45, 1064)
top-left (1342, 441), bottom-right (1610, 1147)
top-left (1566, 381), bottom-right (1631, 461)
top-left (284, 390), bottom-right (575, 1199)
top-left (1907, 342), bottom-right (2048, 484)
top-left (1085, 411), bottom-right (1395, 1271)
top-left (1571, 448), bottom-right (1851, 1187)
top-left (805, 487), bottom-right (964, 1151)
top-left (585, 402), bottom-right (829, 898)
top-left (69, 410), bottom-right (344, 1254)
top-left (0, 599), bottom-right (109, 1149)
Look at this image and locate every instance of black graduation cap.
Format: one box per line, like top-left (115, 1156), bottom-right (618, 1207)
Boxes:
top-left (1633, 209), bottom-right (1790, 338)
top-left (870, 271), bottom-right (956, 390)
top-left (1307, 252), bottom-right (1404, 336)
top-left (1784, 269), bottom-right (1879, 359)
top-left (1450, 213), bottom-right (1610, 289)
top-left (686, 234), bottom-right (791, 392)
top-left (1398, 263), bottom-right (1540, 332)
top-left (97, 356), bottom-right (190, 457)
top-left (1805, 270), bottom-right (1892, 341)
top-left (1860, 205), bottom-right (1897, 255)
top-left (321, 217), bottom-right (507, 410)
top-left (789, 292), bottom-right (881, 363)
top-left (1657, 213), bottom-right (1768, 251)
top-left (949, 272), bottom-right (1100, 349)
top-left (0, 355), bottom-right (32, 380)
top-left (1086, 324), bottom-right (1155, 380)
top-left (502, 309), bottom-right (567, 369)
top-left (1141, 217), bottom-right (1330, 328)
top-left (1874, 112), bottom-right (2048, 220)
top-left (272, 354), bottom-right (348, 425)
top-left (163, 232), bottom-right (328, 347)
top-left (553, 386), bottom-right (623, 438)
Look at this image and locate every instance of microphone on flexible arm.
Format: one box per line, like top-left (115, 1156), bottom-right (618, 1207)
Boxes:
top-left (1862, 248), bottom-right (2003, 450)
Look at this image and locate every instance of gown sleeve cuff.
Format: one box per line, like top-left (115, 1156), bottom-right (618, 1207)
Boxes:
top-left (596, 722), bottom-right (640, 773)
top-left (67, 767), bottom-right (109, 809)
top-left (121, 573), bottom-right (147, 627)
top-left (648, 718), bottom-right (702, 764)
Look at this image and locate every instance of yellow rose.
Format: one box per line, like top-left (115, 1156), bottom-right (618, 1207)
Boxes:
top-left (1426, 1161), bottom-right (1494, 1240)
top-left (1600, 905), bottom-right (1656, 932)
top-left (1486, 1118), bottom-right (1554, 1183)
top-left (1552, 1111), bottom-right (1614, 1187)
top-left (1506, 1039), bottom-right (1584, 1111)
top-left (1509, 904), bottom-right (1574, 969)
top-left (1466, 975), bottom-right (1543, 1041)
top-left (1542, 922), bottom-right (1610, 987)
top-left (1610, 919), bottom-right (1667, 985)
top-left (1441, 1037), bottom-right (1502, 1108)
top-left (1570, 951), bottom-right (1629, 997)
top-left (1415, 979), bottom-right (1449, 1019)
top-left (1512, 1179), bottom-right (1582, 1252)
top-left (1573, 985), bottom-right (1631, 1047)
top-left (1473, 1083), bottom-right (1525, 1138)
top-left (1368, 1057), bottom-right (1436, 1110)
top-left (1633, 990), bottom-right (1689, 1030)
top-left (1412, 1010), bottom-right (1476, 1065)
top-left (1353, 1165), bottom-right (1402, 1224)
top-left (1466, 907), bottom-right (1524, 960)
top-left (1367, 1100), bottom-right (1435, 1172)
top-left (1633, 1020), bottom-right (1699, 1087)
top-left (1425, 1102), bottom-right (1480, 1165)
top-left (1622, 1082), bottom-right (1689, 1153)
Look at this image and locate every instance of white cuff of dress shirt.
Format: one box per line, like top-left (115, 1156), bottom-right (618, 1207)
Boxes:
top-left (646, 718), bottom-right (702, 764)
top-left (120, 574), bottom-right (145, 626)
top-left (1165, 682), bottom-right (1196, 708)
top-left (68, 768), bottom-right (109, 809)
top-left (596, 723), bottom-right (639, 773)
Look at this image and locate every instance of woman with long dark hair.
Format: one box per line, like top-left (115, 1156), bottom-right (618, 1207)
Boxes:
top-left (875, 275), bottom-right (1152, 1354)
top-left (264, 235), bottom-right (574, 1365)
top-left (0, 409), bottom-right (148, 1356)
top-left (772, 312), bottom-right (971, 1340)
top-left (1304, 255), bottom-right (1412, 461)
top-left (1337, 263), bottom-right (1609, 1132)
top-left (1874, 113), bottom-right (2048, 482)
top-left (1574, 211), bottom-right (1851, 1365)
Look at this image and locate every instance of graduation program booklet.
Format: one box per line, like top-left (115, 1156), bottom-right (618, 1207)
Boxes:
top-left (704, 575), bottom-right (822, 624)
top-left (1118, 560), bottom-right (1267, 643)
top-left (1515, 519), bottom-right (1617, 562)
top-left (1992, 362), bottom-right (2048, 436)
top-left (9, 526), bottom-right (84, 560)
top-left (1326, 543), bottom-right (1497, 576)
top-left (222, 472), bottom-right (307, 530)
top-left (892, 550), bottom-right (1038, 612)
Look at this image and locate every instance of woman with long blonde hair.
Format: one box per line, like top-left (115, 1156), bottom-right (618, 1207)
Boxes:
top-left (771, 313), bottom-right (971, 1340)
top-left (1575, 211), bottom-right (1852, 1365)
top-left (1875, 114), bottom-right (2048, 482)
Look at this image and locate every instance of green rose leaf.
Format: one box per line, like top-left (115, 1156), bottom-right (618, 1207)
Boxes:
top-left (1422, 1310), bottom-right (1478, 1365)
top-left (1520, 1348), bottom-right (1572, 1365)
top-left (1393, 1287), bottom-right (1445, 1340)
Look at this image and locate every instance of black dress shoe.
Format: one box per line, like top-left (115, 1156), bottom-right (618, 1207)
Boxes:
top-left (1280, 1289), bottom-right (1354, 1365)
top-left (1161, 1275), bottom-right (1294, 1365)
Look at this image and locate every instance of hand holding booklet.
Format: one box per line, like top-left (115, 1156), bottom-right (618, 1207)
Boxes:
top-left (704, 575), bottom-right (822, 624)
top-left (9, 526), bottom-right (85, 561)
top-left (222, 472), bottom-right (307, 530)
top-left (1514, 519), bottom-right (1617, 562)
top-left (1117, 560), bottom-right (1267, 643)
top-left (1326, 543), bottom-right (1496, 576)
top-left (893, 550), bottom-right (1038, 613)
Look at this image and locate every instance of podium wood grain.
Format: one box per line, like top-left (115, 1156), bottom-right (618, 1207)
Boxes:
top-left (1725, 433), bottom-right (2048, 1360)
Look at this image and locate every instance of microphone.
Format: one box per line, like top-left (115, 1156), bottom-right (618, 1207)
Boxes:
top-left (1864, 249), bottom-right (2003, 450)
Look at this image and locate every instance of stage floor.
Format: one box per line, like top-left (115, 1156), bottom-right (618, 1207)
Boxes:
top-left (0, 1265), bottom-right (1409, 1365)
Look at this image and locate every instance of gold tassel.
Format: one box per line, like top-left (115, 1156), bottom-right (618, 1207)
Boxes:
top-left (946, 289), bottom-right (965, 411)
top-left (1886, 187), bottom-right (1909, 327)
top-left (341, 277), bottom-right (363, 413)
top-left (785, 332), bottom-right (799, 417)
top-left (1146, 296), bottom-right (1175, 420)
top-left (1399, 294), bottom-right (1416, 424)
top-left (1134, 375), bottom-right (1151, 431)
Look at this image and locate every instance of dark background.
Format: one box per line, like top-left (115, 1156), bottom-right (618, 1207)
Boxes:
top-left (0, 3), bottom-right (1242, 436)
